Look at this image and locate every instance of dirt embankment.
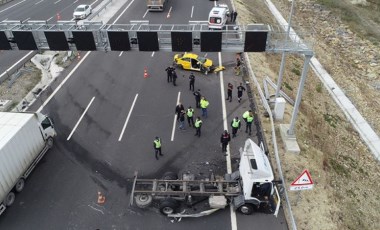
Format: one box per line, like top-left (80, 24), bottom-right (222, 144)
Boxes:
top-left (235, 0), bottom-right (380, 229)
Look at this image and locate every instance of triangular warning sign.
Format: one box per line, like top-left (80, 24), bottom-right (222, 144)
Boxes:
top-left (290, 169), bottom-right (314, 191)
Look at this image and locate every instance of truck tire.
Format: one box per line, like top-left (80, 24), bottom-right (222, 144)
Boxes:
top-left (162, 172), bottom-right (178, 180)
top-left (5, 192), bottom-right (16, 207)
top-left (159, 198), bottom-right (178, 215)
top-left (46, 137), bottom-right (54, 149)
top-left (238, 203), bottom-right (255, 215)
top-left (134, 194), bottom-right (153, 208)
top-left (15, 178), bottom-right (25, 193)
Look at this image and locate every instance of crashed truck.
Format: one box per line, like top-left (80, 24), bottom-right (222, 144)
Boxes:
top-left (130, 139), bottom-right (281, 218)
top-left (147, 0), bottom-right (167, 11)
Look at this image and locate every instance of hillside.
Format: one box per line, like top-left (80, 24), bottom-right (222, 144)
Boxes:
top-left (234, 0), bottom-right (380, 229)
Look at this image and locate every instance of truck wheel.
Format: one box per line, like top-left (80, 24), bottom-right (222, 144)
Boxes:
top-left (159, 198), bottom-right (178, 215)
top-left (135, 194), bottom-right (153, 208)
top-left (238, 203), bottom-right (255, 215)
top-left (5, 192), bottom-right (15, 206)
top-left (46, 137), bottom-right (54, 149)
top-left (162, 172), bottom-right (178, 180)
top-left (15, 178), bottom-right (25, 193)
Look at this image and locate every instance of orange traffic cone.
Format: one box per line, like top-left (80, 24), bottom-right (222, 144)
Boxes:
top-left (144, 67), bottom-right (149, 78)
top-left (56, 13), bottom-right (61, 21)
top-left (97, 192), bottom-right (105, 204)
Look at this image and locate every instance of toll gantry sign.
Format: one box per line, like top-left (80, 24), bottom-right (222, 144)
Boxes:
top-left (290, 169), bottom-right (314, 191)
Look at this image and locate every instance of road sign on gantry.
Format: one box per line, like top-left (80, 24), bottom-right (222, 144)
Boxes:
top-left (290, 169), bottom-right (314, 191)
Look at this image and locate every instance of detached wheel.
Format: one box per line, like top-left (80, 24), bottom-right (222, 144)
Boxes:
top-left (5, 192), bottom-right (16, 207)
top-left (162, 172), bottom-right (178, 180)
top-left (159, 198), bottom-right (178, 215)
top-left (15, 178), bottom-right (25, 193)
top-left (135, 194), bottom-right (153, 208)
top-left (238, 203), bottom-right (255, 215)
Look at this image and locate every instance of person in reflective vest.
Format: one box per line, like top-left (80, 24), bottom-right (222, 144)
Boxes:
top-left (220, 130), bottom-right (231, 152)
top-left (242, 110), bottom-right (252, 123)
top-left (194, 117), bottom-right (203, 137)
top-left (245, 112), bottom-right (254, 136)
top-left (153, 137), bottom-right (163, 160)
top-left (230, 117), bottom-right (241, 138)
top-left (200, 97), bottom-right (209, 118)
top-left (187, 106), bottom-right (194, 127)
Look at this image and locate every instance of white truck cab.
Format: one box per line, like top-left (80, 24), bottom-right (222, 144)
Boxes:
top-left (208, 4), bottom-right (230, 30)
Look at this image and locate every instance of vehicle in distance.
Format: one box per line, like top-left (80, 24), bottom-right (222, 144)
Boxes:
top-left (0, 112), bottom-right (56, 216)
top-left (73, 4), bottom-right (92, 20)
top-left (130, 139), bottom-right (281, 217)
top-left (173, 53), bottom-right (214, 75)
top-left (147, 0), bottom-right (167, 11)
top-left (208, 4), bottom-right (230, 29)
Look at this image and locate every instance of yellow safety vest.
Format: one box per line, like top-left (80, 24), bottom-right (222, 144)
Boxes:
top-left (247, 116), bottom-right (254, 123)
top-left (242, 111), bottom-right (249, 119)
top-left (195, 119), bottom-right (202, 128)
top-left (200, 99), bottom-right (209, 109)
top-left (187, 109), bottom-right (194, 117)
top-left (154, 139), bottom-right (161, 148)
top-left (232, 119), bottom-right (240, 128)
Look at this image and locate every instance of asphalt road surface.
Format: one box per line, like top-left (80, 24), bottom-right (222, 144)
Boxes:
top-left (0, 0), bottom-right (288, 229)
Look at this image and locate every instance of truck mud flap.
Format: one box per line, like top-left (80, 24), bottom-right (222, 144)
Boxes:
top-left (167, 208), bottom-right (220, 218)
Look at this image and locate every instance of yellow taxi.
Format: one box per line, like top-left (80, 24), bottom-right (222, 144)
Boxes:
top-left (173, 53), bottom-right (214, 75)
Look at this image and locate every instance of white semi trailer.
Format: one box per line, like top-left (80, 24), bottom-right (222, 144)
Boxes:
top-left (147, 0), bottom-right (167, 11)
top-left (0, 112), bottom-right (56, 215)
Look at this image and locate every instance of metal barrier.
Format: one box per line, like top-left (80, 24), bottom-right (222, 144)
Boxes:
top-left (87, 0), bottom-right (112, 21)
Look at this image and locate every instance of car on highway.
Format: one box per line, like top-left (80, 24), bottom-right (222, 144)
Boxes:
top-left (173, 53), bottom-right (214, 74)
top-left (73, 4), bottom-right (92, 20)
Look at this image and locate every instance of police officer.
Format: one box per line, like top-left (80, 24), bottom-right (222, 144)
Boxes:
top-left (245, 112), bottom-right (254, 136)
top-left (172, 70), bottom-right (178, 86)
top-left (153, 137), bottom-right (163, 160)
top-left (194, 117), bottom-right (203, 137)
top-left (231, 117), bottom-right (241, 138)
top-left (189, 72), bottom-right (195, 91)
top-left (242, 110), bottom-right (252, 123)
top-left (165, 66), bottom-right (174, 82)
top-left (193, 89), bottom-right (202, 108)
top-left (220, 130), bottom-right (231, 152)
top-left (187, 106), bottom-right (195, 127)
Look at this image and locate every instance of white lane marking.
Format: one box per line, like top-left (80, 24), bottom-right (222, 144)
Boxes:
top-left (151, 52), bottom-right (155, 57)
top-left (35, 0), bottom-right (44, 5)
top-left (22, 18), bottom-right (30, 23)
top-left (46, 16), bottom-right (53, 22)
top-left (37, 51), bottom-right (92, 113)
top-left (171, 92), bottom-right (181, 141)
top-left (90, 0), bottom-right (98, 7)
top-left (0, 51), bottom-right (34, 79)
top-left (54, 0), bottom-right (62, 4)
top-left (190, 6), bottom-right (194, 18)
top-left (67, 96), bottom-right (95, 140)
top-left (166, 6), bottom-right (172, 18)
top-left (0, 0), bottom-right (26, 13)
top-left (112, 0), bottom-right (135, 24)
top-left (119, 94), bottom-right (139, 141)
top-left (218, 52), bottom-right (237, 230)
top-left (119, 51), bottom-right (123, 57)
top-left (143, 9), bottom-right (149, 18)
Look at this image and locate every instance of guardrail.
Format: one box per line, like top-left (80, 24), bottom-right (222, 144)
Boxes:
top-left (87, 0), bottom-right (112, 21)
top-left (0, 51), bottom-right (37, 84)
top-left (0, 0), bottom-right (13, 5)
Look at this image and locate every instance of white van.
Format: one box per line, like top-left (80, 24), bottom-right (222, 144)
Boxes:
top-left (208, 4), bottom-right (230, 30)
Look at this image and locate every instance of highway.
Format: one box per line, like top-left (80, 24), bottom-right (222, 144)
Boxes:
top-left (0, 0), bottom-right (288, 229)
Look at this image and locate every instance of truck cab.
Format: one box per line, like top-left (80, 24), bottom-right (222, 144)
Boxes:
top-left (208, 4), bottom-right (230, 30)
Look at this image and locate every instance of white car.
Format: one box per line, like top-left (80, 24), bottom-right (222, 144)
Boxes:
top-left (73, 4), bottom-right (92, 20)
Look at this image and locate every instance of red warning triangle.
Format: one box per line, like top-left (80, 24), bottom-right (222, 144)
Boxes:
top-left (291, 169), bottom-right (313, 186)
